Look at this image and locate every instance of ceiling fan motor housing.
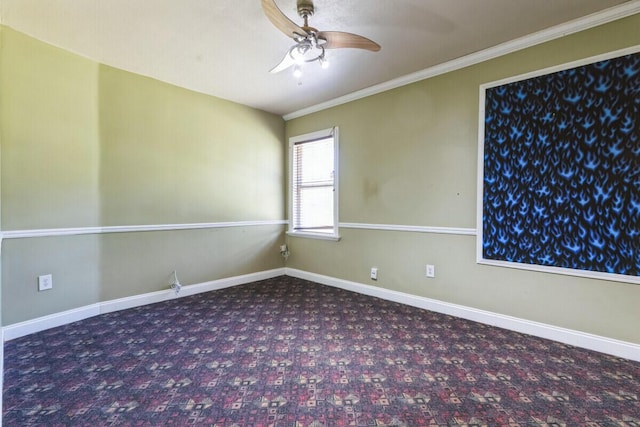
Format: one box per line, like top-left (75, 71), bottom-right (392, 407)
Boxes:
top-left (297, 0), bottom-right (315, 18)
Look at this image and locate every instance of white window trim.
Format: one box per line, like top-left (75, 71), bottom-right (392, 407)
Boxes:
top-left (287, 127), bottom-right (340, 241)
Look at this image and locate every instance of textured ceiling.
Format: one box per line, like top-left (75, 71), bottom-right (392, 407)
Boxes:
top-left (1, 0), bottom-right (636, 116)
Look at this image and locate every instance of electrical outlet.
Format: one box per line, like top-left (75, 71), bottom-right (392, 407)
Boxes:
top-left (426, 264), bottom-right (435, 278)
top-left (38, 274), bottom-right (53, 291)
top-left (370, 267), bottom-right (378, 280)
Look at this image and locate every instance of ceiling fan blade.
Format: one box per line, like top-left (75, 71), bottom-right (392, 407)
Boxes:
top-left (317, 31), bottom-right (381, 52)
top-left (270, 50), bottom-right (296, 73)
top-left (262, 0), bottom-right (308, 39)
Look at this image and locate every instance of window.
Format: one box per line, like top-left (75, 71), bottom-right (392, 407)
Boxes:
top-left (288, 127), bottom-right (339, 240)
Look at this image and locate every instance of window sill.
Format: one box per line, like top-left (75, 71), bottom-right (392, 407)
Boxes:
top-left (286, 230), bottom-right (341, 241)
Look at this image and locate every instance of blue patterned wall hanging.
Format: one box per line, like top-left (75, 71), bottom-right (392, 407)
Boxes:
top-left (478, 47), bottom-right (640, 282)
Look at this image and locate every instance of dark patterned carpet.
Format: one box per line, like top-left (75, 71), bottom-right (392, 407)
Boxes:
top-left (3, 276), bottom-right (639, 426)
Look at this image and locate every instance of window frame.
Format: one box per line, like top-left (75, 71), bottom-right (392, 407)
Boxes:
top-left (287, 127), bottom-right (340, 241)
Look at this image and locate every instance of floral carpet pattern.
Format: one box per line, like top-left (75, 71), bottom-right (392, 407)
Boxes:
top-left (3, 276), bottom-right (640, 426)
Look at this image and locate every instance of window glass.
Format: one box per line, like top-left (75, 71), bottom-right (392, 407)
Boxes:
top-left (289, 128), bottom-right (339, 240)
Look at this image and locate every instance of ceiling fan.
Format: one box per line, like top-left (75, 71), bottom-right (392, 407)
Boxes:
top-left (261, 0), bottom-right (381, 76)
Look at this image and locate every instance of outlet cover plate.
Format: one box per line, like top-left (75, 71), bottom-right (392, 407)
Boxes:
top-left (426, 265), bottom-right (435, 278)
top-left (38, 274), bottom-right (53, 291)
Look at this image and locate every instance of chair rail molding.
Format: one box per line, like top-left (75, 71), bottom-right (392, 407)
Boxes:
top-left (0, 220), bottom-right (288, 240)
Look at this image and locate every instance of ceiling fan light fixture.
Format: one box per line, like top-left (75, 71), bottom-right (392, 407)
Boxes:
top-left (291, 43), bottom-right (308, 65)
top-left (284, 38), bottom-right (328, 76)
top-left (289, 39), bottom-right (325, 64)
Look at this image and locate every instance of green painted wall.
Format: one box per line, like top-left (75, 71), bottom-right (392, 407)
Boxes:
top-left (0, 27), bottom-right (286, 324)
top-left (98, 65), bottom-right (284, 225)
top-left (2, 13), bottom-right (639, 346)
top-left (285, 15), bottom-right (640, 344)
top-left (1, 27), bottom-right (100, 230)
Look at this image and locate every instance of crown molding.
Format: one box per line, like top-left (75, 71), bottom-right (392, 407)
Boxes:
top-left (283, 1), bottom-right (640, 121)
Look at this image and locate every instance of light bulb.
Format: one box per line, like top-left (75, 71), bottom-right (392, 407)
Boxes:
top-left (293, 65), bottom-right (303, 78)
top-left (293, 44), bottom-right (309, 65)
top-left (321, 57), bottom-right (330, 69)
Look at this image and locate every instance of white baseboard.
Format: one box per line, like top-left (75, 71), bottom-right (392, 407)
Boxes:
top-left (285, 268), bottom-right (640, 363)
top-left (4, 267), bottom-right (638, 363)
top-left (2, 268), bottom-right (285, 341)
top-left (2, 303), bottom-right (103, 342)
